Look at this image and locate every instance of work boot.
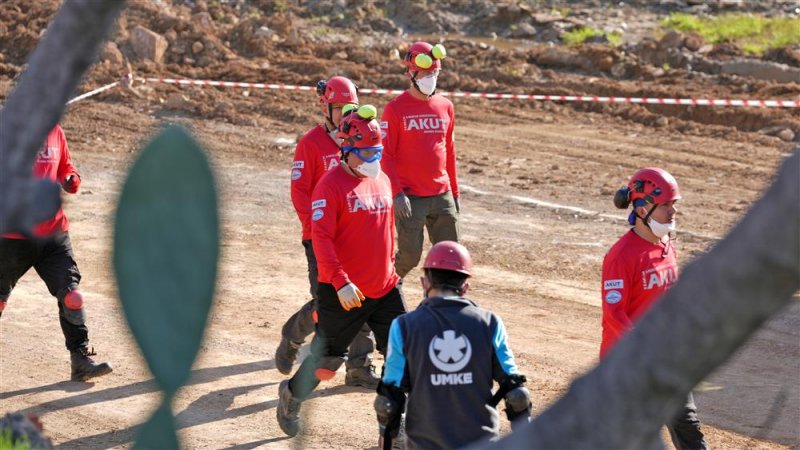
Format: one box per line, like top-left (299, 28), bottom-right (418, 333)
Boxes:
top-left (345, 365), bottom-right (380, 389)
top-left (276, 380), bottom-right (303, 437)
top-left (275, 337), bottom-right (302, 375)
top-left (70, 347), bottom-right (113, 381)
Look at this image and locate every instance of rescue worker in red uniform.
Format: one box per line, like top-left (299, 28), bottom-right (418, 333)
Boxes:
top-left (380, 41), bottom-right (460, 279)
top-left (602, 167), bottom-right (708, 450)
top-left (276, 106), bottom-right (406, 437)
top-left (0, 125), bottom-right (113, 381)
top-left (275, 76), bottom-right (379, 389)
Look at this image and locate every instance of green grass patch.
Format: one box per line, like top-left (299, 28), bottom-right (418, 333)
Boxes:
top-left (0, 429), bottom-right (31, 450)
top-left (562, 27), bottom-right (623, 47)
top-left (661, 12), bottom-right (800, 55)
top-left (607, 31), bottom-right (624, 47)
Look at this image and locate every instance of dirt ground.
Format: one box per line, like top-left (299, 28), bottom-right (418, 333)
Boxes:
top-left (0, 91), bottom-right (797, 449)
top-left (1, 0), bottom-right (799, 449)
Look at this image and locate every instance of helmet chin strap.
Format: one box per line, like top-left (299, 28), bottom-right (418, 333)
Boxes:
top-left (410, 71), bottom-right (421, 92)
top-left (632, 204), bottom-right (656, 238)
top-left (636, 203), bottom-right (674, 253)
top-left (325, 103), bottom-right (336, 131)
top-left (634, 202), bottom-right (657, 230)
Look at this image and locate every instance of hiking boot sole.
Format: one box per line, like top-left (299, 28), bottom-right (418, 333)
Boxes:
top-left (72, 365), bottom-right (113, 382)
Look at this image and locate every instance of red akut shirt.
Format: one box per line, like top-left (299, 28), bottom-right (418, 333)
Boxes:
top-left (3, 125), bottom-right (79, 239)
top-left (600, 229), bottom-right (679, 358)
top-left (380, 91), bottom-right (458, 199)
top-left (310, 165), bottom-right (399, 298)
top-left (290, 125), bottom-right (341, 240)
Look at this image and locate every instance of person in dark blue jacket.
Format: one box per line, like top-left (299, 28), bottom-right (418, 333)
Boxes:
top-left (374, 241), bottom-right (531, 450)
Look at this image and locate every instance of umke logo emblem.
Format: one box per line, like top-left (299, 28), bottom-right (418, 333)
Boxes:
top-left (428, 330), bottom-right (472, 373)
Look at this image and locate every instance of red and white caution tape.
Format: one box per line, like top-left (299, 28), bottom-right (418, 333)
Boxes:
top-left (67, 79), bottom-right (124, 105)
top-left (138, 76), bottom-right (316, 91)
top-left (68, 75), bottom-right (798, 108)
top-left (137, 76), bottom-right (799, 108)
top-left (440, 93), bottom-right (799, 108)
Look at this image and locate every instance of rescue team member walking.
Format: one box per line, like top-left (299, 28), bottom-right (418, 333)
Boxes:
top-left (277, 106), bottom-right (406, 437)
top-left (602, 167), bottom-right (708, 450)
top-left (375, 241), bottom-right (531, 450)
top-left (0, 125), bottom-right (112, 382)
top-left (275, 76), bottom-right (379, 389)
top-left (380, 41), bottom-right (460, 279)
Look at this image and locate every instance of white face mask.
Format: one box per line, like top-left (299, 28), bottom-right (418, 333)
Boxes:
top-left (648, 217), bottom-right (676, 240)
top-left (355, 160), bottom-right (381, 178)
top-left (328, 129), bottom-right (343, 146)
top-left (416, 75), bottom-right (437, 96)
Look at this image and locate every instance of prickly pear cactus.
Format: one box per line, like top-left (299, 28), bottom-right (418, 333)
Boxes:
top-left (113, 126), bottom-right (219, 449)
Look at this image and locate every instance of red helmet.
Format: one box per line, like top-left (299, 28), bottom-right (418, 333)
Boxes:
top-left (423, 241), bottom-right (472, 277)
top-left (403, 41), bottom-right (447, 72)
top-left (628, 167), bottom-right (681, 205)
top-left (316, 76), bottom-right (358, 105)
top-left (336, 106), bottom-right (382, 150)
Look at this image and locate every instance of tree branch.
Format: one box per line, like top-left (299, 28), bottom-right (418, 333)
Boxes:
top-left (0, 0), bottom-right (126, 234)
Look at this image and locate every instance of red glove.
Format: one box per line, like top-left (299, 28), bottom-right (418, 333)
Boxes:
top-left (62, 174), bottom-right (80, 194)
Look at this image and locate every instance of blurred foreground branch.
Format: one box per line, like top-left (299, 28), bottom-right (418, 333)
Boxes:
top-left (0, 0), bottom-right (126, 234)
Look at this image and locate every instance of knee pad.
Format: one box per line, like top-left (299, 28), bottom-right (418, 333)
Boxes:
top-left (300, 299), bottom-right (318, 323)
top-left (64, 290), bottom-right (84, 310)
top-left (505, 386), bottom-right (531, 413)
top-left (376, 382), bottom-right (406, 437)
top-left (58, 288), bottom-right (86, 326)
top-left (505, 386), bottom-right (532, 425)
top-left (314, 355), bottom-right (345, 381)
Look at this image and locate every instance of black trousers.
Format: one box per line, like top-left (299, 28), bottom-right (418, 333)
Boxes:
top-left (0, 233), bottom-right (88, 351)
top-left (667, 392), bottom-right (708, 450)
top-left (280, 240), bottom-right (376, 368)
top-left (289, 282), bottom-right (406, 399)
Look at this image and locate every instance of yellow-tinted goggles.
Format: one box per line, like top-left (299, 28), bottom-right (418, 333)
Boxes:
top-left (342, 104), bottom-right (377, 120)
top-left (412, 44), bottom-right (447, 69)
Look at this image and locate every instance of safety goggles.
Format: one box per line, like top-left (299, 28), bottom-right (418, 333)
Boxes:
top-left (407, 44), bottom-right (447, 69)
top-left (343, 146), bottom-right (383, 163)
top-left (342, 104), bottom-right (377, 120)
